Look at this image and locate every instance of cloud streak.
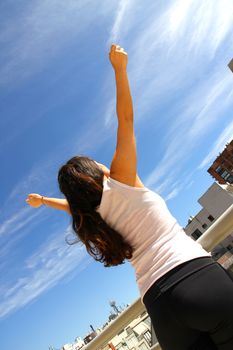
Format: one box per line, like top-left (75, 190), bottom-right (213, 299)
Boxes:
top-left (111, 0), bottom-right (233, 198)
top-left (144, 72), bottom-right (233, 188)
top-left (0, 0), bottom-right (114, 88)
top-left (0, 226), bottom-right (90, 319)
top-left (0, 207), bottom-right (45, 238)
top-left (107, 0), bottom-right (132, 45)
top-left (198, 120), bottom-right (233, 169)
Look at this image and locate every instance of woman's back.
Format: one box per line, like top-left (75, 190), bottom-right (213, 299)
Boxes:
top-left (97, 177), bottom-right (210, 298)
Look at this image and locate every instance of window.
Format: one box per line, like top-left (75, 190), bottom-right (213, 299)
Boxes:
top-left (126, 334), bottom-right (138, 348)
top-left (143, 330), bottom-right (152, 346)
top-left (215, 165), bottom-right (223, 174)
top-left (191, 229), bottom-right (202, 240)
top-left (202, 223), bottom-right (208, 229)
top-left (116, 344), bottom-right (125, 350)
top-left (227, 175), bottom-right (233, 184)
top-left (208, 215), bottom-right (214, 222)
top-left (221, 170), bottom-right (230, 179)
top-left (126, 327), bottom-right (133, 335)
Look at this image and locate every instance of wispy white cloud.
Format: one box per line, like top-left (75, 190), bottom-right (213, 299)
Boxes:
top-left (0, 97), bottom-right (111, 319)
top-left (104, 0), bottom-right (233, 135)
top-left (102, 0), bottom-right (233, 195)
top-left (103, 0), bottom-right (134, 127)
top-left (0, 206), bottom-right (50, 265)
top-left (5, 114), bottom-right (110, 213)
top-left (165, 0), bottom-right (233, 58)
top-left (0, 206), bottom-right (45, 237)
top-left (198, 0), bottom-right (233, 56)
top-left (151, 170), bottom-right (195, 202)
top-left (123, 0), bottom-right (233, 115)
top-left (186, 76), bottom-right (233, 139)
top-left (0, 226), bottom-right (90, 319)
top-left (198, 121), bottom-right (233, 169)
top-left (145, 72), bottom-right (233, 189)
top-left (107, 0), bottom-right (132, 46)
top-left (127, 0), bottom-right (233, 188)
top-left (0, 0), bottom-right (114, 88)
top-left (165, 187), bottom-right (180, 201)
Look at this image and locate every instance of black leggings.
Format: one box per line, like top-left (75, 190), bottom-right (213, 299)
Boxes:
top-left (143, 257), bottom-right (233, 350)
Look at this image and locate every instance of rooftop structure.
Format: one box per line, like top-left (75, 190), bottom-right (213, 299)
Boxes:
top-left (207, 140), bottom-right (233, 184)
top-left (184, 182), bottom-right (233, 260)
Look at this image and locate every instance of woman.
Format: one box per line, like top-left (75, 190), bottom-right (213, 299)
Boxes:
top-left (26, 44), bottom-right (233, 350)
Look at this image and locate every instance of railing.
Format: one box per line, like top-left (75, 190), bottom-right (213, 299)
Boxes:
top-left (197, 203), bottom-right (233, 251)
top-left (85, 203), bottom-right (233, 350)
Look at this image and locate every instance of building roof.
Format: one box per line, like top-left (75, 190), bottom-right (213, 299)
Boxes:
top-left (219, 183), bottom-right (233, 195)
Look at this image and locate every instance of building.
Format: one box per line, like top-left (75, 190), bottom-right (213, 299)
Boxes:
top-left (83, 331), bottom-right (98, 345)
top-left (207, 140), bottom-right (233, 184)
top-left (102, 310), bottom-right (153, 350)
top-left (62, 337), bottom-right (85, 350)
top-left (60, 307), bottom-right (153, 350)
top-left (184, 182), bottom-right (233, 264)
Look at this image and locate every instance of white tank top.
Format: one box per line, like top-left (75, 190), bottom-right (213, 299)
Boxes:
top-left (96, 177), bottom-right (211, 299)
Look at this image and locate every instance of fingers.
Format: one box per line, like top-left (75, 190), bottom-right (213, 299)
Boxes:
top-left (110, 44), bottom-right (124, 52)
top-left (25, 194), bottom-right (38, 203)
top-left (111, 44), bottom-right (116, 51)
top-left (111, 44), bottom-right (120, 51)
top-left (25, 196), bottom-right (31, 205)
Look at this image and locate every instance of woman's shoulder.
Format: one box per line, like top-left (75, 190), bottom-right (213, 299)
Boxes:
top-left (107, 173), bottom-right (146, 189)
top-left (107, 176), bottom-right (148, 192)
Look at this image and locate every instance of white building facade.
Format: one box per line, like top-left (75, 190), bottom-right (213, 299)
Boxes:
top-left (184, 182), bottom-right (233, 258)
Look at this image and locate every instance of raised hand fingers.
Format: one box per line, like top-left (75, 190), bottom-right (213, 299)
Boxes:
top-left (111, 44), bottom-right (124, 52)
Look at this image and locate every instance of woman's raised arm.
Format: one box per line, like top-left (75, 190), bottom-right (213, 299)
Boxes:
top-left (26, 194), bottom-right (71, 214)
top-left (109, 44), bottom-right (144, 188)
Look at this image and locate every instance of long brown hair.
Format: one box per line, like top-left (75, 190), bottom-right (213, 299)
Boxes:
top-left (58, 156), bottom-right (133, 266)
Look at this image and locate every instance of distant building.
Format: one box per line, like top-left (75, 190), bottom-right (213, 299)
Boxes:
top-left (62, 337), bottom-right (85, 350)
top-left (102, 310), bottom-right (153, 350)
top-left (61, 305), bottom-right (153, 350)
top-left (207, 140), bottom-right (233, 184)
top-left (83, 331), bottom-right (97, 345)
top-left (184, 182), bottom-right (233, 264)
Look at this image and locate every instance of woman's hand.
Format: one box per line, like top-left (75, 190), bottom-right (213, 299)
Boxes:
top-left (26, 193), bottom-right (43, 208)
top-left (95, 161), bottom-right (110, 178)
top-left (109, 44), bottom-right (128, 72)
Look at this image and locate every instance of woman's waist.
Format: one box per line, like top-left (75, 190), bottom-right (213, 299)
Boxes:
top-left (143, 256), bottom-right (216, 306)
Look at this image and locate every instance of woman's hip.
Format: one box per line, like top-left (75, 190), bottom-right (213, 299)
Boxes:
top-left (143, 258), bottom-right (233, 349)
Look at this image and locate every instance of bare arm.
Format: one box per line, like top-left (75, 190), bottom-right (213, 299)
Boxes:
top-left (95, 162), bottom-right (110, 178)
top-left (26, 194), bottom-right (71, 214)
top-left (109, 44), bottom-right (144, 187)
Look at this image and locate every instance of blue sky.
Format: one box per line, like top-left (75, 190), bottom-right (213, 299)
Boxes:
top-left (0, 0), bottom-right (233, 349)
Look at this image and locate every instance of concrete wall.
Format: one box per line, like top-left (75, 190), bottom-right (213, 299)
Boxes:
top-left (184, 183), bottom-right (233, 250)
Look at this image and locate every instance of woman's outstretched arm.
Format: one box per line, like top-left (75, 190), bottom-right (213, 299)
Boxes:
top-left (109, 44), bottom-right (144, 188)
top-left (26, 194), bottom-right (71, 214)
